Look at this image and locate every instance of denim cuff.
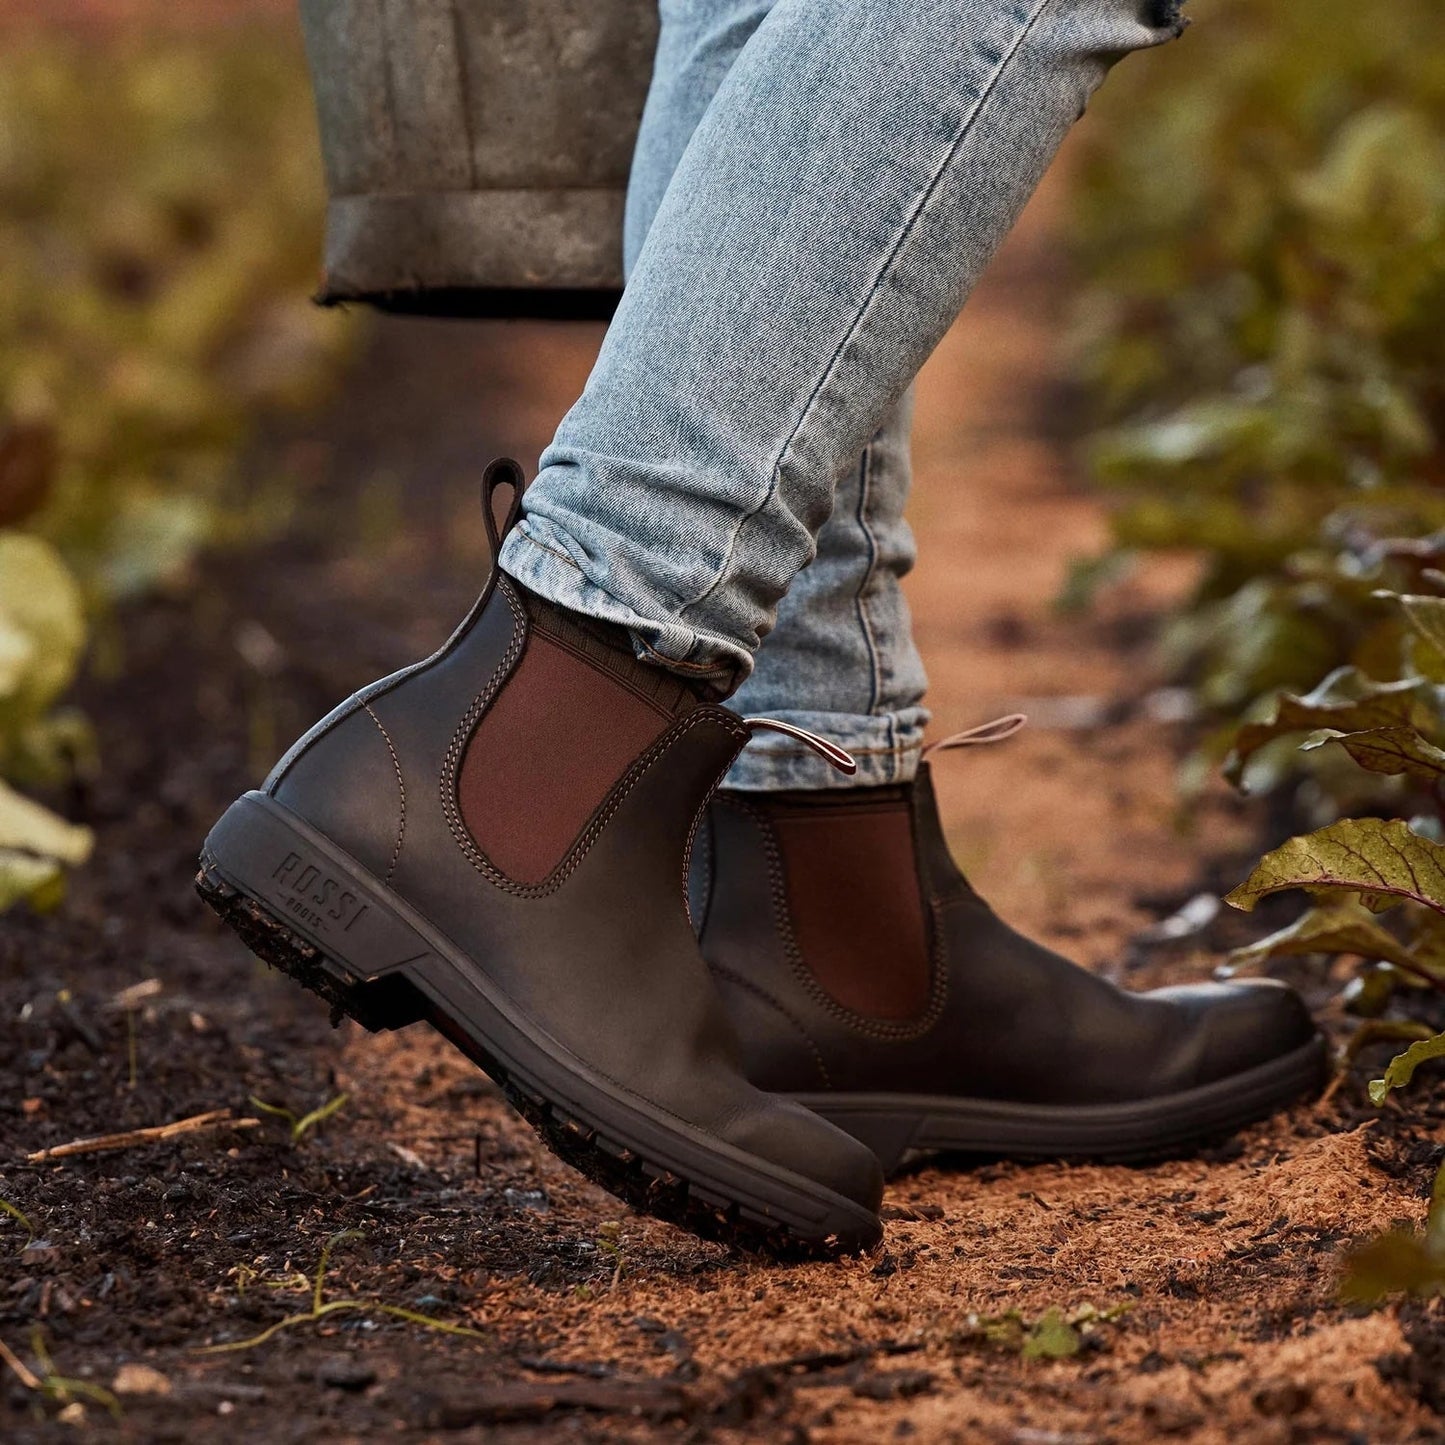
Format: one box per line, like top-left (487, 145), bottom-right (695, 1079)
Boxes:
top-left (722, 706), bottom-right (928, 791)
top-left (500, 523), bottom-right (750, 692)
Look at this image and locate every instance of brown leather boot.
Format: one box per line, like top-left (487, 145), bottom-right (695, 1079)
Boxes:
top-left (197, 460), bottom-right (883, 1252)
top-left (692, 750), bottom-right (1327, 1176)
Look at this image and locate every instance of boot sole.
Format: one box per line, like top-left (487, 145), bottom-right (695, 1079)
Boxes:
top-left (794, 1035), bottom-right (1330, 1177)
top-left (197, 792), bottom-right (881, 1256)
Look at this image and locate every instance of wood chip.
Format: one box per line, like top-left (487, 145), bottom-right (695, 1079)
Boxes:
top-left (108, 978), bottom-right (162, 1011)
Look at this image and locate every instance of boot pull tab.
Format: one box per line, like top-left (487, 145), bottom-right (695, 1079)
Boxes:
top-left (921, 712), bottom-right (1028, 761)
top-left (481, 457), bottom-right (526, 561)
top-left (743, 718), bottom-right (858, 776)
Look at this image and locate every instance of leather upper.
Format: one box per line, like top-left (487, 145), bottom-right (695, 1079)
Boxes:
top-left (263, 493), bottom-right (882, 1209)
top-left (696, 766), bottom-right (1317, 1103)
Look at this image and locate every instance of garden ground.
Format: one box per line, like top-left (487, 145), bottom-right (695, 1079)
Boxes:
top-left (2, 175), bottom-right (1442, 1443)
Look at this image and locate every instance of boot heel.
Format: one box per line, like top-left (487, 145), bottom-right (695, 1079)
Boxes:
top-left (196, 793), bottom-right (431, 1033)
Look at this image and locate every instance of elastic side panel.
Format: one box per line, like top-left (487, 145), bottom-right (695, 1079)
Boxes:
top-left (456, 634), bottom-right (670, 886)
top-left (772, 802), bottom-right (932, 1021)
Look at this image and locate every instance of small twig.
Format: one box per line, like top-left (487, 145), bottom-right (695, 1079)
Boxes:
top-left (0, 1336), bottom-right (40, 1391)
top-left (26, 1109), bottom-right (258, 1162)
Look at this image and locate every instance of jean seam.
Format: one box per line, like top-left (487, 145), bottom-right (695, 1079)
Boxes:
top-left (676, 0), bottom-right (1054, 624)
top-left (853, 439), bottom-right (884, 717)
top-left (514, 530), bottom-right (585, 574)
top-left (637, 637), bottom-right (727, 675)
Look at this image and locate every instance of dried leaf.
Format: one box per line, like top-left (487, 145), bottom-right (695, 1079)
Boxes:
top-left (1302, 725), bottom-right (1445, 787)
top-left (1389, 593), bottom-right (1445, 658)
top-left (1224, 672), bottom-right (1421, 785)
top-left (1225, 818), bottom-right (1445, 917)
top-left (1224, 898), bottom-right (1430, 975)
top-left (1340, 1230), bottom-right (1445, 1304)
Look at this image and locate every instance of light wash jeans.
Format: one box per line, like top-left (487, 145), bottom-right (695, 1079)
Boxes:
top-left (500, 0), bottom-right (1183, 788)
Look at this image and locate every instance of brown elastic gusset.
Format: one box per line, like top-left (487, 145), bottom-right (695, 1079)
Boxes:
top-left (766, 794), bottom-right (932, 1022)
top-left (457, 597), bottom-right (701, 887)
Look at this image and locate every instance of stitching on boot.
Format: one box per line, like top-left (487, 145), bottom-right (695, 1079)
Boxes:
top-left (718, 794), bottom-right (948, 1041)
top-left (707, 962), bottom-right (833, 1091)
top-left (363, 701), bottom-right (406, 885)
top-left (443, 578), bottom-right (752, 899)
top-left (686, 809), bottom-right (715, 934)
top-left (682, 754), bottom-right (744, 930)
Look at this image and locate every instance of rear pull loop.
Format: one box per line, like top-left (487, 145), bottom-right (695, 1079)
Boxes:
top-left (480, 457), bottom-right (526, 561)
top-left (744, 718), bottom-right (858, 776)
top-left (921, 713), bottom-right (1028, 761)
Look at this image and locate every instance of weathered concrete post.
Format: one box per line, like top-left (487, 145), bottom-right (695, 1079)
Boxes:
top-left (298, 0), bottom-right (659, 318)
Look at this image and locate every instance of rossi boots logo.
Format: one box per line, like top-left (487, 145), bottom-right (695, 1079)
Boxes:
top-left (272, 852), bottom-right (369, 935)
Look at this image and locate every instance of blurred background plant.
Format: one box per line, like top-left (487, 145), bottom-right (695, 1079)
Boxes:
top-left (0, 17), bottom-right (354, 909)
top-left (1073, 0), bottom-right (1445, 810)
top-left (1073, 0), bottom-right (1445, 1289)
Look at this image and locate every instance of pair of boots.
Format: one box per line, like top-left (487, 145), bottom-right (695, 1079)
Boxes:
top-left (199, 463), bottom-right (1325, 1252)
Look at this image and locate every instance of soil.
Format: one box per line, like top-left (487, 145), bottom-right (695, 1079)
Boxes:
top-left (3, 122), bottom-right (1445, 1445)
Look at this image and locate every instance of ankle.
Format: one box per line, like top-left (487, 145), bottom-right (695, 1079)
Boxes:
top-left (513, 582), bottom-right (727, 706)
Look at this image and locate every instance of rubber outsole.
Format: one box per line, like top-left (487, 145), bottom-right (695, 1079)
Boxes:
top-left (795, 1034), bottom-right (1331, 1177)
top-left (196, 795), bottom-right (881, 1257)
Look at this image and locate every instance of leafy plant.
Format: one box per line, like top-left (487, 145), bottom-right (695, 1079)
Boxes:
top-left (1073, 0), bottom-right (1445, 1284)
top-left (0, 1329), bottom-right (122, 1421)
top-left (1073, 0), bottom-right (1445, 809)
top-left (248, 1091), bottom-right (350, 1145)
top-left (0, 25), bottom-right (356, 909)
top-left (201, 1230), bottom-right (483, 1354)
top-left (952, 1302), bottom-right (1128, 1360)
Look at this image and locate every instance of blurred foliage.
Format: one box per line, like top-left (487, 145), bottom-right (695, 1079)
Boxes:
top-left (1074, 0), bottom-right (1445, 802)
top-left (1074, 0), bottom-right (1445, 1286)
top-left (0, 25), bottom-right (353, 908)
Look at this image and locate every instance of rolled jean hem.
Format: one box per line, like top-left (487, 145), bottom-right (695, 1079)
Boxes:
top-left (499, 524), bottom-right (750, 691)
top-left (722, 707), bottom-right (929, 791)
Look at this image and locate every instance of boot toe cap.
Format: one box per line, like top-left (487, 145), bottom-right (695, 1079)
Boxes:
top-left (1163, 978), bottom-right (1320, 1086)
top-left (725, 1099), bottom-right (885, 1229)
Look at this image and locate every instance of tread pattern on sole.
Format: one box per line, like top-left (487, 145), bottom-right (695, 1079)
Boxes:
top-left (196, 853), bottom-right (872, 1259)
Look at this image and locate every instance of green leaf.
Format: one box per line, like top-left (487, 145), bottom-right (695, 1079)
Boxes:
top-left (1427, 1158), bottom-right (1445, 1257)
top-left (0, 778), bottom-right (92, 912)
top-left (1225, 818), bottom-right (1445, 917)
top-left (0, 849), bottom-right (64, 913)
top-left (0, 533), bottom-right (86, 718)
top-left (1022, 1307), bottom-right (1080, 1360)
top-left (1369, 1030), bottom-right (1445, 1105)
top-left (0, 779), bottom-right (92, 865)
top-left (1224, 898), bottom-right (1430, 976)
top-left (1302, 726), bottom-right (1445, 787)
